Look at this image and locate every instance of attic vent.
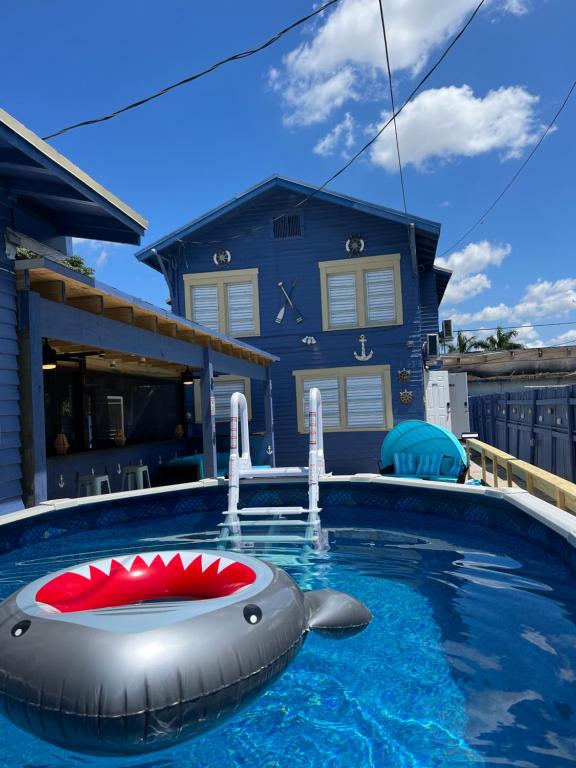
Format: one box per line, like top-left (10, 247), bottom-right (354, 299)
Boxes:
top-left (273, 214), bottom-right (302, 239)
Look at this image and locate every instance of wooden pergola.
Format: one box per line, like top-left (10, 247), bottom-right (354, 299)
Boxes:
top-left (17, 258), bottom-right (277, 506)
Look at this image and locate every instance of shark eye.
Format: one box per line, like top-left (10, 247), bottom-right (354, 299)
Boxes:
top-left (11, 620), bottom-right (31, 638)
top-left (243, 605), bottom-right (262, 625)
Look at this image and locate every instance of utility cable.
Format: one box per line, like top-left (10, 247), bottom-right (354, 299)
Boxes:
top-left (439, 77), bottom-right (576, 257)
top-left (377, 0), bottom-right (409, 227)
top-left (172, 0), bottom-right (487, 248)
top-left (42, 0), bottom-right (341, 140)
top-left (459, 320), bottom-right (576, 334)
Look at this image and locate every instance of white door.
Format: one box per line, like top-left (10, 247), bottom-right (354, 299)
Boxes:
top-left (425, 370), bottom-right (451, 430)
top-left (449, 372), bottom-right (470, 438)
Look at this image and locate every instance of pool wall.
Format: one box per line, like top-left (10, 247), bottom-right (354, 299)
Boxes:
top-left (1, 476), bottom-right (575, 570)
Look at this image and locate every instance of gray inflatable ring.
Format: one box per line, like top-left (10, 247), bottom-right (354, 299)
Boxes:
top-left (0, 549), bottom-right (372, 755)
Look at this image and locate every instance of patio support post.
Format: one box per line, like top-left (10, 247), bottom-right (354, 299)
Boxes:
top-left (18, 290), bottom-right (48, 506)
top-left (264, 367), bottom-right (276, 467)
top-left (200, 347), bottom-right (217, 478)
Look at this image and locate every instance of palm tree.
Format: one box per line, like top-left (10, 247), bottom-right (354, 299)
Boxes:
top-left (447, 330), bottom-right (479, 353)
top-left (475, 326), bottom-right (524, 351)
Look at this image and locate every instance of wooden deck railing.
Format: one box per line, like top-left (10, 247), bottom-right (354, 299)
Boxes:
top-left (466, 438), bottom-right (576, 514)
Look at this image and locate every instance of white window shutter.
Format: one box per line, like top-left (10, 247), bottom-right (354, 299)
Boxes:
top-left (191, 284), bottom-right (220, 332)
top-left (303, 378), bottom-right (340, 429)
top-left (365, 268), bottom-right (396, 323)
top-left (327, 272), bottom-right (357, 327)
top-left (345, 375), bottom-right (385, 427)
top-left (227, 282), bottom-right (255, 336)
top-left (214, 379), bottom-right (246, 420)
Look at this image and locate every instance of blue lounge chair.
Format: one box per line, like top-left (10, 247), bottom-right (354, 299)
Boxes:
top-left (379, 420), bottom-right (468, 483)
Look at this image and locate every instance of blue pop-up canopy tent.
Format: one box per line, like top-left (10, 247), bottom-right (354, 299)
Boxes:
top-left (380, 420), bottom-right (468, 483)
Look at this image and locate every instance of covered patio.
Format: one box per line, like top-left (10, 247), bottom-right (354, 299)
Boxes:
top-left (17, 257), bottom-right (277, 506)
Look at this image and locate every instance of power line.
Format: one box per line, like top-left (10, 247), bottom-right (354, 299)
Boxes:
top-left (459, 320), bottom-right (576, 333)
top-left (377, 0), bottom-right (409, 227)
top-left (173, 0), bottom-right (487, 248)
top-left (42, 0), bottom-right (341, 141)
top-left (439, 76), bottom-right (576, 257)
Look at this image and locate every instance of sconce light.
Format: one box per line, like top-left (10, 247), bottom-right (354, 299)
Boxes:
top-left (181, 368), bottom-right (196, 385)
top-left (42, 340), bottom-right (57, 370)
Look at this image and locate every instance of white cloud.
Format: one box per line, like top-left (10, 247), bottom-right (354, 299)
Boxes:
top-left (314, 112), bottom-right (356, 156)
top-left (514, 325), bottom-right (543, 347)
top-left (369, 85), bottom-right (542, 171)
top-left (443, 273), bottom-right (492, 304)
top-left (547, 329), bottom-right (576, 346)
top-left (437, 240), bottom-right (511, 277)
top-left (449, 278), bottom-right (576, 326)
top-left (272, 0), bottom-right (531, 127)
top-left (71, 237), bottom-right (126, 272)
top-left (439, 240), bottom-right (511, 304)
top-left (281, 68), bottom-right (357, 127)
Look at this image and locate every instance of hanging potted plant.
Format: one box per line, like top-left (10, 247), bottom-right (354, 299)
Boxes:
top-left (114, 429), bottom-right (126, 447)
top-left (53, 432), bottom-right (70, 455)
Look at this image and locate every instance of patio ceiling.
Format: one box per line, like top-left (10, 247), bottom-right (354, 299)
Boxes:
top-left (17, 257), bottom-right (277, 374)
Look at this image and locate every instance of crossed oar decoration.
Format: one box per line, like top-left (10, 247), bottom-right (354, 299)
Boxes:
top-left (275, 279), bottom-right (303, 324)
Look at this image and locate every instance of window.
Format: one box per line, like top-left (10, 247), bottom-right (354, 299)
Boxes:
top-left (293, 366), bottom-right (393, 433)
top-left (183, 269), bottom-right (260, 337)
top-left (318, 254), bottom-right (402, 331)
top-left (194, 376), bottom-right (252, 423)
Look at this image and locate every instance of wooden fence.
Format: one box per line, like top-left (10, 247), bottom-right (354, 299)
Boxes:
top-left (469, 385), bottom-right (576, 483)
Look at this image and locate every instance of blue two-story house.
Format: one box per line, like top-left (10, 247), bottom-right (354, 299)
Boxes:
top-left (136, 177), bottom-right (450, 473)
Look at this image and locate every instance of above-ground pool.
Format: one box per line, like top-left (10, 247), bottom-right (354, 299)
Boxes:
top-left (0, 479), bottom-right (575, 767)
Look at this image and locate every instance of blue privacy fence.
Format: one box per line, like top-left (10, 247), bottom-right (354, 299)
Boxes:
top-left (469, 385), bottom-right (576, 483)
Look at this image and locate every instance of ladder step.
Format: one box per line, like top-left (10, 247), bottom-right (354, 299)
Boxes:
top-left (219, 534), bottom-right (312, 543)
top-left (225, 506), bottom-right (308, 516)
top-left (218, 519), bottom-right (311, 528)
top-left (239, 467), bottom-right (308, 478)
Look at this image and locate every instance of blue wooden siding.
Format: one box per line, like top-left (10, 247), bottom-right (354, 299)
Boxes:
top-left (0, 198), bottom-right (22, 514)
top-left (166, 188), bottom-right (441, 473)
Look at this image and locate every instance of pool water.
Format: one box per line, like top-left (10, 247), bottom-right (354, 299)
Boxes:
top-left (0, 506), bottom-right (575, 767)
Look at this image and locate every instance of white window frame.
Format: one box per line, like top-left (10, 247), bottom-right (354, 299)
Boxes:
top-left (183, 268), bottom-right (260, 338)
top-left (292, 365), bottom-right (393, 433)
top-left (193, 375), bottom-right (252, 423)
top-left (318, 254), bottom-right (403, 331)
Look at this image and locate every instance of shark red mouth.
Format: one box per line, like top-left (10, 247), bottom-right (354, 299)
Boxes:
top-left (35, 552), bottom-right (257, 613)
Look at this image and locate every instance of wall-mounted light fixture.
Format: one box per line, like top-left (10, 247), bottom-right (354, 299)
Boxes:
top-left (42, 340), bottom-right (57, 370)
top-left (181, 368), bottom-right (196, 386)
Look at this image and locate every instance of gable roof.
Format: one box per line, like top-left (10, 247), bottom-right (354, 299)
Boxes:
top-left (0, 109), bottom-right (147, 244)
top-left (135, 175), bottom-right (441, 268)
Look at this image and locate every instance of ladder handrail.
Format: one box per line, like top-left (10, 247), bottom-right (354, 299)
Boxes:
top-left (228, 392), bottom-right (251, 513)
top-left (226, 387), bottom-right (325, 515)
top-left (308, 387), bottom-right (323, 511)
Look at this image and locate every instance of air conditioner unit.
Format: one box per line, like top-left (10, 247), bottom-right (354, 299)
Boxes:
top-left (427, 333), bottom-right (440, 357)
top-left (441, 319), bottom-right (453, 342)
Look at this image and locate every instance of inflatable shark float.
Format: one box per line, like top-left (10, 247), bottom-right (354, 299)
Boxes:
top-left (0, 550), bottom-right (371, 755)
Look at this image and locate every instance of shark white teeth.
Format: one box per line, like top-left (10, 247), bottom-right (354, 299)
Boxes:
top-left (180, 552), bottom-right (202, 569)
top-left (217, 556), bottom-right (234, 574)
top-left (70, 564), bottom-right (92, 579)
top-left (200, 553), bottom-right (220, 573)
top-left (68, 551), bottom-right (238, 579)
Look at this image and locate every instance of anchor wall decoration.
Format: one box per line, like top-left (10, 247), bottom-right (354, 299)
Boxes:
top-left (353, 334), bottom-right (374, 362)
top-left (58, 475), bottom-right (65, 489)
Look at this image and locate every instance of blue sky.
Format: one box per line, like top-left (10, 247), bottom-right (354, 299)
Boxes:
top-left (2, 0), bottom-right (574, 346)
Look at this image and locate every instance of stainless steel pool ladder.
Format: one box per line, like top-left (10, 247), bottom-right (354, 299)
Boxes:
top-left (219, 388), bottom-right (326, 547)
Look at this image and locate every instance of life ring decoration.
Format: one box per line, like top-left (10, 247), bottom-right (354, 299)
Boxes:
top-left (0, 550), bottom-right (371, 756)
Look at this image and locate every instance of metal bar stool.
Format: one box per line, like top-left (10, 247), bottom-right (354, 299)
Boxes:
top-left (121, 465), bottom-right (151, 491)
top-left (77, 474), bottom-right (111, 497)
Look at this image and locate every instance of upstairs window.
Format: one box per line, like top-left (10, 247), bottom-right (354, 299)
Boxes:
top-left (319, 254), bottom-right (403, 331)
top-left (273, 214), bottom-right (302, 239)
top-left (183, 269), bottom-right (260, 338)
